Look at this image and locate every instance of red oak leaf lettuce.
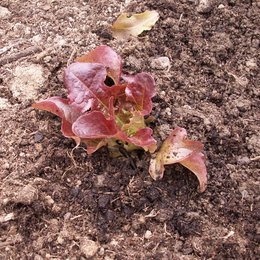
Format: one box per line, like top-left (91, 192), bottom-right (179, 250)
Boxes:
top-left (149, 127), bottom-right (207, 192)
top-left (75, 45), bottom-right (122, 85)
top-left (33, 45), bottom-right (157, 154)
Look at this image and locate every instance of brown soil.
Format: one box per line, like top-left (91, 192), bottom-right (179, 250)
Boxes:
top-left (0, 0), bottom-right (259, 259)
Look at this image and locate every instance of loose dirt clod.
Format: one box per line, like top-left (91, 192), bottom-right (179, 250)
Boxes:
top-left (150, 56), bottom-right (170, 70)
top-left (10, 63), bottom-right (46, 101)
top-left (0, 6), bottom-right (11, 19)
top-left (0, 97), bottom-right (11, 109)
top-left (196, 0), bottom-right (214, 14)
top-left (80, 237), bottom-right (99, 258)
top-left (14, 184), bottom-right (38, 205)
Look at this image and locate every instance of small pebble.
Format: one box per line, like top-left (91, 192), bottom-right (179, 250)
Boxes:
top-left (2, 162), bottom-right (10, 170)
top-left (45, 195), bottom-right (54, 206)
top-left (34, 255), bottom-right (44, 260)
top-left (218, 4), bottom-right (225, 9)
top-left (182, 246), bottom-right (193, 255)
top-left (95, 174), bottom-right (106, 188)
top-left (165, 107), bottom-right (172, 116)
top-left (160, 91), bottom-right (166, 97)
top-left (34, 132), bottom-right (44, 142)
top-left (144, 230), bottom-right (152, 239)
top-left (57, 236), bottom-right (64, 244)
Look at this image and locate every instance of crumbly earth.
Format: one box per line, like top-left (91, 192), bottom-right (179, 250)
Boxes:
top-left (0, 0), bottom-right (259, 259)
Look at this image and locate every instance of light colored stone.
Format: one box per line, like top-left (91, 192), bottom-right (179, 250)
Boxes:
top-left (151, 56), bottom-right (170, 70)
top-left (0, 98), bottom-right (11, 109)
top-left (197, 0), bottom-right (214, 14)
top-left (165, 107), bottom-right (172, 116)
top-left (0, 6), bottom-right (11, 19)
top-left (32, 34), bottom-right (42, 44)
top-left (144, 230), bottom-right (152, 239)
top-left (95, 174), bottom-right (106, 187)
top-left (99, 247), bottom-right (105, 255)
top-left (45, 195), bottom-right (54, 206)
top-left (80, 237), bottom-right (99, 258)
top-left (10, 63), bottom-right (46, 101)
top-left (218, 4), bottom-right (225, 9)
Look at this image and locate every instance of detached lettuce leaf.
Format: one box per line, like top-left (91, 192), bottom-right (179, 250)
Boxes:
top-left (149, 127), bottom-right (207, 192)
top-left (111, 10), bottom-right (160, 39)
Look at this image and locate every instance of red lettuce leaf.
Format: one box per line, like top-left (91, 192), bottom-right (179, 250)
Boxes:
top-left (32, 97), bottom-right (79, 140)
top-left (72, 111), bottom-right (118, 139)
top-left (127, 128), bottom-right (157, 152)
top-left (149, 127), bottom-right (207, 192)
top-left (180, 152), bottom-right (207, 193)
top-left (64, 62), bottom-right (112, 113)
top-left (75, 45), bottom-right (122, 85)
top-left (123, 73), bottom-right (156, 115)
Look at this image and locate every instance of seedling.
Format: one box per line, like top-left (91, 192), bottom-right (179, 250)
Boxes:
top-left (33, 45), bottom-right (207, 192)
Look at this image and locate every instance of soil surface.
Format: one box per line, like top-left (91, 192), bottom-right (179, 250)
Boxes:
top-left (0, 0), bottom-right (259, 259)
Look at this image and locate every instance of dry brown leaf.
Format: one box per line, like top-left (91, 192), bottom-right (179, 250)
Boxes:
top-left (111, 10), bottom-right (159, 39)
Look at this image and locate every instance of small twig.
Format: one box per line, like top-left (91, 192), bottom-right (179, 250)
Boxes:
top-left (67, 47), bottom-right (77, 66)
top-left (178, 13), bottom-right (183, 25)
top-left (70, 214), bottom-right (83, 221)
top-left (145, 209), bottom-right (158, 218)
top-left (0, 41), bottom-right (25, 56)
top-left (221, 230), bottom-right (235, 241)
top-left (67, 146), bottom-right (84, 169)
top-left (152, 242), bottom-right (160, 254)
top-left (35, 46), bottom-right (53, 61)
top-left (163, 223), bottom-right (173, 238)
top-left (250, 155), bottom-right (260, 161)
top-left (0, 46), bottom-right (42, 66)
top-left (0, 213), bottom-right (15, 223)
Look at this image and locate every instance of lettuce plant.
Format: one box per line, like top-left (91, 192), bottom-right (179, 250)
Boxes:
top-left (33, 46), bottom-right (157, 154)
top-left (33, 45), bottom-right (207, 192)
